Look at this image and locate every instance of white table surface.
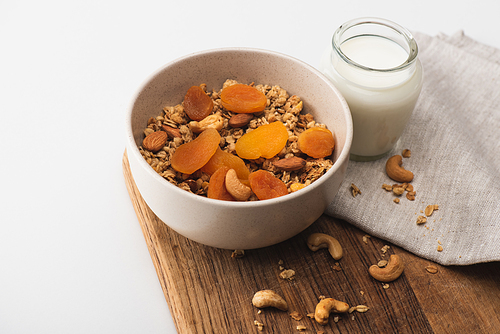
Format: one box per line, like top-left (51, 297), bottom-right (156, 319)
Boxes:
top-left (1, 1), bottom-right (498, 333)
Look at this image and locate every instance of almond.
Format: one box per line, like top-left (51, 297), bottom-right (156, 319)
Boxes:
top-left (229, 113), bottom-right (253, 128)
top-left (273, 157), bottom-right (306, 171)
top-left (161, 124), bottom-right (181, 138)
top-left (142, 131), bottom-right (168, 152)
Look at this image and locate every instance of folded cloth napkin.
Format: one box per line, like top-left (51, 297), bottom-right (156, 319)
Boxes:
top-left (325, 31), bottom-right (500, 266)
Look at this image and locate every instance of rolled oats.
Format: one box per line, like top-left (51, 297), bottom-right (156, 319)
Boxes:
top-left (426, 265), bottom-right (438, 274)
top-left (351, 183), bottom-right (361, 197)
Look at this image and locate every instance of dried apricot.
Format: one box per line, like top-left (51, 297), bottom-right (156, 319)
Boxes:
top-left (248, 170), bottom-right (288, 200)
top-left (207, 166), bottom-right (235, 201)
top-left (171, 128), bottom-right (220, 174)
top-left (183, 85), bottom-right (214, 121)
top-left (235, 121), bottom-right (288, 160)
top-left (298, 127), bottom-right (335, 158)
top-left (220, 84), bottom-right (267, 113)
top-left (201, 147), bottom-right (250, 180)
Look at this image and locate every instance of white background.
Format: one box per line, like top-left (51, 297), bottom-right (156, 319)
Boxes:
top-left (1, 1), bottom-right (498, 333)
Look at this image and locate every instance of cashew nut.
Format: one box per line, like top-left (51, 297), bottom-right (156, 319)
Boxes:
top-left (225, 169), bottom-right (252, 201)
top-left (385, 155), bottom-right (414, 183)
top-left (307, 233), bottom-right (343, 260)
top-left (368, 254), bottom-right (405, 282)
top-left (189, 113), bottom-right (224, 133)
top-left (314, 298), bottom-right (349, 325)
top-left (252, 290), bottom-right (288, 311)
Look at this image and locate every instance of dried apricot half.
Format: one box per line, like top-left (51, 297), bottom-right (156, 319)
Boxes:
top-left (298, 127), bottom-right (335, 158)
top-left (235, 121), bottom-right (288, 160)
top-left (183, 85), bottom-right (214, 121)
top-left (248, 170), bottom-right (288, 200)
top-left (201, 147), bottom-right (250, 180)
top-left (171, 128), bottom-right (220, 174)
top-left (220, 84), bottom-right (267, 113)
top-left (207, 166), bottom-right (235, 201)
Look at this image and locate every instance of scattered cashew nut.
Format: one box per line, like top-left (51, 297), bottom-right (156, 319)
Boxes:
top-left (307, 233), bottom-right (343, 260)
top-left (225, 169), bottom-right (252, 201)
top-left (252, 290), bottom-right (288, 311)
top-left (368, 254), bottom-right (405, 282)
top-left (314, 298), bottom-right (350, 325)
top-left (385, 155), bottom-right (414, 183)
top-left (189, 113), bottom-right (224, 133)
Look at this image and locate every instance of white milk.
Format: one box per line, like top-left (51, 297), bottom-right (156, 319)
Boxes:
top-left (320, 19), bottom-right (423, 160)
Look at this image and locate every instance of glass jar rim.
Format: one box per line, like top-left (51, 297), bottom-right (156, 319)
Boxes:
top-left (332, 17), bottom-right (418, 72)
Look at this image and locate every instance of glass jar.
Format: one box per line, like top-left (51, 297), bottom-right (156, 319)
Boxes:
top-left (319, 17), bottom-right (423, 161)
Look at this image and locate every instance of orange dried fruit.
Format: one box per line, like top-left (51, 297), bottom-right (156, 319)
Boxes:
top-left (298, 127), bottom-right (335, 158)
top-left (248, 170), bottom-right (288, 200)
top-left (183, 85), bottom-right (214, 121)
top-left (220, 83), bottom-right (267, 113)
top-left (207, 166), bottom-right (235, 201)
top-left (235, 121), bottom-right (288, 160)
top-left (201, 147), bottom-right (250, 180)
top-left (171, 128), bottom-right (220, 174)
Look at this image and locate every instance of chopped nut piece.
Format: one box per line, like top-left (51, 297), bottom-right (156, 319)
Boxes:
top-left (405, 184), bottom-right (414, 192)
top-left (402, 149), bottom-right (411, 158)
top-left (382, 183), bottom-right (393, 191)
top-left (437, 245), bottom-right (444, 252)
top-left (393, 198), bottom-right (400, 204)
top-left (362, 235), bottom-right (371, 244)
top-left (393, 187), bottom-right (405, 196)
top-left (333, 316), bottom-right (339, 323)
top-left (381, 245), bottom-right (391, 254)
top-left (332, 263), bottom-right (342, 272)
top-left (382, 283), bottom-right (390, 289)
top-left (348, 306), bottom-right (356, 314)
top-left (351, 183), bottom-right (361, 197)
top-left (426, 265), bottom-right (438, 274)
top-left (279, 269), bottom-right (296, 280)
top-left (231, 249), bottom-right (245, 258)
top-left (290, 311), bottom-right (303, 321)
top-left (416, 216), bottom-right (427, 225)
top-left (296, 325), bottom-right (307, 331)
top-left (406, 191), bottom-right (416, 201)
top-left (377, 260), bottom-right (388, 268)
top-left (425, 205), bottom-right (435, 217)
top-left (360, 290), bottom-right (365, 296)
top-left (254, 320), bottom-right (264, 331)
top-left (306, 313), bottom-right (315, 319)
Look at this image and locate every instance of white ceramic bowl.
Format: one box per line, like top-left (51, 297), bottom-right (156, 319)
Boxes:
top-left (126, 48), bottom-right (352, 250)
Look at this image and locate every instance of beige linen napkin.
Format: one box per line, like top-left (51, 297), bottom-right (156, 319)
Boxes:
top-left (325, 31), bottom-right (500, 265)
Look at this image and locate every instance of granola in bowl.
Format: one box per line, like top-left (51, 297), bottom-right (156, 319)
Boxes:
top-left (139, 79), bottom-right (334, 201)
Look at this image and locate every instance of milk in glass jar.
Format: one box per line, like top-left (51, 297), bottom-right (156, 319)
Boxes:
top-left (319, 17), bottom-right (423, 161)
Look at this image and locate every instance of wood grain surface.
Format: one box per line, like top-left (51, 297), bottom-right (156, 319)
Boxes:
top-left (123, 151), bottom-right (500, 334)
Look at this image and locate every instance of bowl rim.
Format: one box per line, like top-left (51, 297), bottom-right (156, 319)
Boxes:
top-left (125, 47), bottom-right (353, 208)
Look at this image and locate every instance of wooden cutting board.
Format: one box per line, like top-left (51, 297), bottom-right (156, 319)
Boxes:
top-left (122, 151), bottom-right (500, 333)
